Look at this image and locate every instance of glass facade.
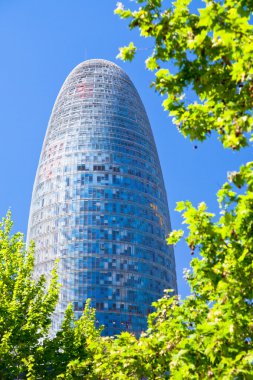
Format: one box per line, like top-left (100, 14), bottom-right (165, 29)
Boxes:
top-left (27, 59), bottom-right (177, 336)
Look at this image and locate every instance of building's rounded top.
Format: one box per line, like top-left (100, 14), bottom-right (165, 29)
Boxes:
top-left (68, 58), bottom-right (130, 82)
top-left (76, 58), bottom-right (122, 69)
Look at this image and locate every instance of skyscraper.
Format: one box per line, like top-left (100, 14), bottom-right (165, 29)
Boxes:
top-left (27, 59), bottom-right (177, 336)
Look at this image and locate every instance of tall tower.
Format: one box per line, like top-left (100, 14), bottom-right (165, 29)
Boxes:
top-left (27, 59), bottom-right (177, 336)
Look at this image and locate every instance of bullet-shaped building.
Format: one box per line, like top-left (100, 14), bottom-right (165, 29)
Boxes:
top-left (27, 59), bottom-right (177, 336)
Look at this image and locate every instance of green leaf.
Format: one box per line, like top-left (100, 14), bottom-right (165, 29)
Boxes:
top-left (167, 229), bottom-right (184, 245)
top-left (117, 42), bottom-right (137, 62)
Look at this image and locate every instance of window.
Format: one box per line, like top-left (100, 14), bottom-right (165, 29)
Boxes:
top-left (93, 165), bottom-right (105, 171)
top-left (77, 164), bottom-right (86, 171)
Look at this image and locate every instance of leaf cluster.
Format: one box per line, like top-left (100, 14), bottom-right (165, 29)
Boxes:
top-left (0, 212), bottom-right (59, 378)
top-left (0, 214), bottom-right (101, 379)
top-left (115, 0), bottom-right (253, 150)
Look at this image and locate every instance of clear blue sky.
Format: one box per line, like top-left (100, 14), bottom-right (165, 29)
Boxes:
top-left (0, 0), bottom-right (251, 298)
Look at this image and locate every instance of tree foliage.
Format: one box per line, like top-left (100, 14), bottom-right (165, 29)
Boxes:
top-left (0, 213), bottom-right (101, 379)
top-left (115, 0), bottom-right (253, 150)
top-left (110, 0), bottom-right (253, 378)
top-left (87, 163), bottom-right (253, 379)
top-left (34, 301), bottom-right (102, 379)
top-left (0, 212), bottom-right (59, 378)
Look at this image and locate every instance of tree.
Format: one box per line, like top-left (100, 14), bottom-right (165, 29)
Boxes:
top-left (33, 301), bottom-right (102, 379)
top-left (115, 0), bottom-right (253, 151)
top-left (0, 212), bottom-right (102, 379)
top-left (91, 164), bottom-right (253, 377)
top-left (0, 212), bottom-right (59, 379)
